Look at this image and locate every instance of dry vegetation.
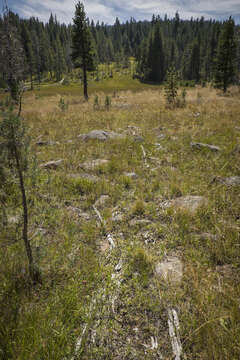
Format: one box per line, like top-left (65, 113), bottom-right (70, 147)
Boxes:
top-left (1, 82), bottom-right (240, 359)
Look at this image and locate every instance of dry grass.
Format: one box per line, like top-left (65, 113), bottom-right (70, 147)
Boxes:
top-left (1, 83), bottom-right (240, 359)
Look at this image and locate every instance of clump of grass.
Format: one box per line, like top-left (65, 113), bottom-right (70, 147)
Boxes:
top-left (127, 247), bottom-right (153, 286)
top-left (131, 199), bottom-right (146, 216)
top-left (58, 97), bottom-right (69, 111)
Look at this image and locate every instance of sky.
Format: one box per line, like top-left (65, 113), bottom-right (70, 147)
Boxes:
top-left (4, 0), bottom-right (240, 25)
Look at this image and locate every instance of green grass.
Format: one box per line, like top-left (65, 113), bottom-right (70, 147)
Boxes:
top-left (1, 79), bottom-right (240, 359)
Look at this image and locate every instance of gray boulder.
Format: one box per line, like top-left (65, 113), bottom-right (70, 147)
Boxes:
top-left (78, 130), bottom-right (124, 141)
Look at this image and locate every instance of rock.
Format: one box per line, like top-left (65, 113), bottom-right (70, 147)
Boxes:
top-left (36, 140), bottom-right (59, 146)
top-left (67, 173), bottom-right (99, 183)
top-left (111, 212), bottom-right (124, 222)
top-left (67, 206), bottom-right (91, 221)
top-left (123, 125), bottom-right (141, 136)
top-left (94, 195), bottom-right (110, 208)
top-left (78, 130), bottom-right (124, 141)
top-left (191, 142), bottom-right (221, 151)
top-left (192, 232), bottom-right (218, 241)
top-left (79, 159), bottom-right (109, 171)
top-left (134, 135), bottom-right (144, 143)
top-left (129, 219), bottom-right (151, 227)
top-left (156, 134), bottom-right (165, 141)
top-left (124, 172), bottom-right (138, 179)
top-left (40, 159), bottom-right (63, 170)
top-left (162, 195), bottom-right (207, 213)
top-left (8, 215), bottom-right (20, 224)
top-left (155, 256), bottom-right (183, 285)
top-left (213, 176), bottom-right (240, 186)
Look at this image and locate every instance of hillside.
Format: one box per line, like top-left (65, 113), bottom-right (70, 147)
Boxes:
top-left (1, 78), bottom-right (240, 359)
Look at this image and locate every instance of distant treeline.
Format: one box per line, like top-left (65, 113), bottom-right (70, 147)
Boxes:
top-left (0, 11), bottom-right (239, 85)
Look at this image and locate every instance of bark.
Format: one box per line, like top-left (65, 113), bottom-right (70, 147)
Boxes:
top-left (83, 62), bottom-right (88, 101)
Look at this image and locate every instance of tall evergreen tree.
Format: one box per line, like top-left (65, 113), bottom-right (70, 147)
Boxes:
top-left (214, 17), bottom-right (237, 92)
top-left (71, 1), bottom-right (96, 100)
top-left (147, 24), bottom-right (165, 82)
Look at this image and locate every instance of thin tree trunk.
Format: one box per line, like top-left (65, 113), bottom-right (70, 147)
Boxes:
top-left (13, 144), bottom-right (36, 283)
top-left (30, 70), bottom-right (33, 90)
top-left (83, 63), bottom-right (88, 101)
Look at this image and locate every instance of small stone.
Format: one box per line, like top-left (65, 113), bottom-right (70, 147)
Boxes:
top-left (192, 232), bottom-right (218, 241)
top-left (124, 172), bottom-right (138, 179)
top-left (213, 176), bottom-right (240, 186)
top-left (156, 134), bottom-right (165, 140)
top-left (79, 159), bottom-right (109, 171)
top-left (40, 159), bottom-right (63, 170)
top-left (112, 213), bottom-right (124, 222)
top-left (134, 136), bottom-right (144, 143)
top-left (155, 256), bottom-right (183, 285)
top-left (191, 142), bottom-right (221, 151)
top-left (94, 195), bottom-right (110, 208)
top-left (36, 140), bottom-right (59, 146)
top-left (129, 219), bottom-right (151, 227)
top-left (163, 195), bottom-right (207, 214)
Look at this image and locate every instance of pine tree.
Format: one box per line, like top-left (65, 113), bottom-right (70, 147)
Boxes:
top-left (147, 24), bottom-right (165, 82)
top-left (214, 17), bottom-right (237, 93)
top-left (0, 7), bottom-right (24, 101)
top-left (71, 2), bottom-right (96, 101)
top-left (21, 23), bottom-right (35, 89)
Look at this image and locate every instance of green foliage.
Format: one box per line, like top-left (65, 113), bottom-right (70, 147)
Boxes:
top-left (104, 95), bottom-right (111, 110)
top-left (93, 95), bottom-right (99, 110)
top-left (214, 17), bottom-right (237, 93)
top-left (58, 97), bottom-right (69, 112)
top-left (164, 67), bottom-right (179, 107)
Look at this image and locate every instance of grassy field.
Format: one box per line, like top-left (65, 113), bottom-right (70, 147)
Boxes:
top-left (0, 77), bottom-right (240, 359)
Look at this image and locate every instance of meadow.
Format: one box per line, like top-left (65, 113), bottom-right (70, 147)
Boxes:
top-left (0, 75), bottom-right (240, 359)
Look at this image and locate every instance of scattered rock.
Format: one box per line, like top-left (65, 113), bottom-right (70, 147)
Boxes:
top-left (79, 159), bottom-right (109, 171)
top-left (162, 195), bottom-right (207, 213)
top-left (123, 125), bottom-right (141, 136)
top-left (156, 134), bottom-right (165, 141)
top-left (78, 130), bottom-right (124, 141)
top-left (191, 142), bottom-right (221, 152)
top-left (129, 219), bottom-right (151, 227)
top-left (192, 232), bottom-right (218, 241)
top-left (94, 195), bottom-right (110, 208)
top-left (124, 172), bottom-right (138, 179)
top-left (40, 159), bottom-right (63, 170)
top-left (67, 173), bottom-right (99, 183)
top-left (212, 176), bottom-right (240, 186)
top-left (8, 215), bottom-right (21, 224)
top-left (134, 135), bottom-right (144, 143)
top-left (36, 140), bottom-right (59, 146)
top-left (67, 206), bottom-right (91, 221)
top-left (111, 213), bottom-right (124, 222)
top-left (155, 256), bottom-right (183, 285)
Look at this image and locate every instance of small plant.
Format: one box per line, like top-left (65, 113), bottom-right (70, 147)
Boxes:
top-left (105, 95), bottom-right (111, 110)
top-left (93, 95), bottom-right (100, 110)
top-left (164, 67), bottom-right (179, 108)
top-left (132, 199), bottom-right (146, 216)
top-left (58, 97), bottom-right (69, 112)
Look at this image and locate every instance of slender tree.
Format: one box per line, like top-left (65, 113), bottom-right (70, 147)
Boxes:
top-left (0, 105), bottom-right (40, 283)
top-left (71, 1), bottom-right (96, 100)
top-left (214, 17), bottom-right (237, 92)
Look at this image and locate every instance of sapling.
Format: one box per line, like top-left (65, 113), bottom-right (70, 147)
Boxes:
top-left (0, 103), bottom-right (40, 283)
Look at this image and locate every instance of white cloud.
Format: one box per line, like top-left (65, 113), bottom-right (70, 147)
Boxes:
top-left (12, 0), bottom-right (240, 24)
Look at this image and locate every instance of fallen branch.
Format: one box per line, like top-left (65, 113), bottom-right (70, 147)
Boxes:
top-left (167, 308), bottom-right (182, 360)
